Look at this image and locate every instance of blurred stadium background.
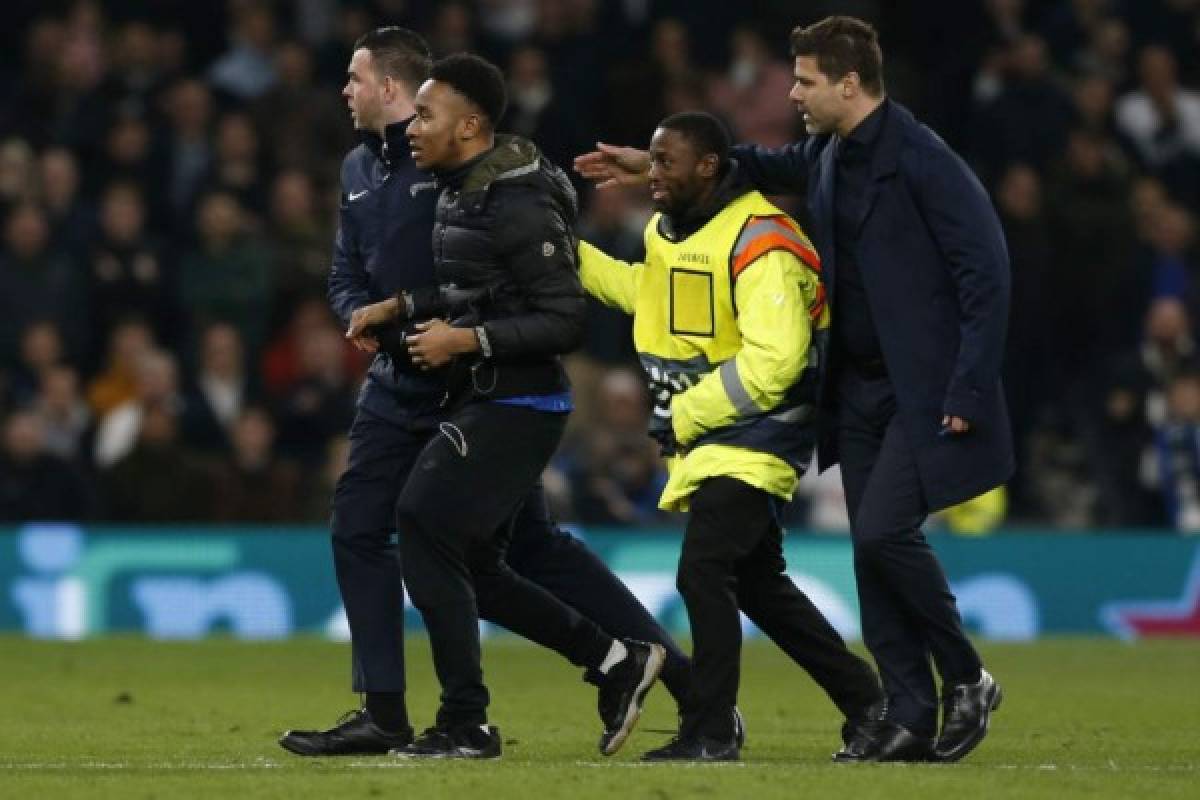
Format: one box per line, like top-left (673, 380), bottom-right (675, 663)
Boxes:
top-left (0, 1), bottom-right (1198, 793)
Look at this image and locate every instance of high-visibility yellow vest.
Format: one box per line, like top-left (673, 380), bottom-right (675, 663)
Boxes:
top-left (580, 188), bottom-right (829, 510)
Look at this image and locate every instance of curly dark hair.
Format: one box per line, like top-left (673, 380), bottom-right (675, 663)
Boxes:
top-left (430, 53), bottom-right (508, 129)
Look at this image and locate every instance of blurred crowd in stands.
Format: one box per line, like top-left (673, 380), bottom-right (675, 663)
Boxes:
top-left (1, 0), bottom-right (1200, 532)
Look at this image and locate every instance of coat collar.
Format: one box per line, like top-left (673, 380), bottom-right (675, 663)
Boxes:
top-left (361, 117), bottom-right (414, 168)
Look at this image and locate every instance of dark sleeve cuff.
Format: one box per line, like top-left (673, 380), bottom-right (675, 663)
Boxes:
top-left (942, 385), bottom-right (983, 424)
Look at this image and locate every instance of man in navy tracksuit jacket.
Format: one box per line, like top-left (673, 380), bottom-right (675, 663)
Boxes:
top-left (278, 27), bottom-right (693, 758)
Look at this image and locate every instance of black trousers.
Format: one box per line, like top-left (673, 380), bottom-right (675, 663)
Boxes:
top-left (677, 476), bottom-right (882, 740)
top-left (836, 369), bottom-right (983, 737)
top-left (331, 406), bottom-right (691, 706)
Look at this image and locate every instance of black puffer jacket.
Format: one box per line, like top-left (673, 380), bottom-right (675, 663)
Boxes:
top-left (417, 135), bottom-right (585, 401)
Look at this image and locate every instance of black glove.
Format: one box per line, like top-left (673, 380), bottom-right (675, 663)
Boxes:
top-left (371, 321), bottom-right (431, 376)
top-left (645, 366), bottom-right (696, 456)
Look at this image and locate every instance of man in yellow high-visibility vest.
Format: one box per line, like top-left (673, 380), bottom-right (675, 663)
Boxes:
top-left (580, 111), bottom-right (883, 762)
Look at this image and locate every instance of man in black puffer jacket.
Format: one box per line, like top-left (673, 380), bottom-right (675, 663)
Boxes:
top-left (346, 53), bottom-right (665, 760)
top-left (283, 30), bottom-right (694, 764)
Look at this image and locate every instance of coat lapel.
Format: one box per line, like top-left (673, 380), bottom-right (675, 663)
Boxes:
top-left (855, 99), bottom-right (905, 236)
top-left (812, 137), bottom-right (838, 283)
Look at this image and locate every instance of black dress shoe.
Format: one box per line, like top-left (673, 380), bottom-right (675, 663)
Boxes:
top-left (279, 709), bottom-right (413, 756)
top-left (642, 734), bottom-right (739, 762)
top-left (935, 668), bottom-right (1002, 762)
top-left (732, 706), bottom-right (746, 749)
top-left (597, 639), bottom-right (666, 755)
top-left (392, 724), bottom-right (502, 759)
top-left (833, 719), bottom-right (933, 763)
top-left (840, 698), bottom-right (888, 746)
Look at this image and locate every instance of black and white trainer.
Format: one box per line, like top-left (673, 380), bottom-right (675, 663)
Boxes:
top-left (597, 639), bottom-right (666, 755)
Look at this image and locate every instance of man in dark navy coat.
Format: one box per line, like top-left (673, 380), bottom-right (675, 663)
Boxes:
top-left (576, 15), bottom-right (1011, 763)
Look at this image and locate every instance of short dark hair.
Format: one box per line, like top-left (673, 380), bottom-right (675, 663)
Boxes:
top-left (354, 26), bottom-right (432, 90)
top-left (657, 111), bottom-right (730, 162)
top-left (790, 16), bottom-right (884, 96)
top-left (430, 53), bottom-right (507, 128)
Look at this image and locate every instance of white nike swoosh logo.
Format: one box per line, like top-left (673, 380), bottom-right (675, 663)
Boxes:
top-left (348, 190), bottom-right (368, 201)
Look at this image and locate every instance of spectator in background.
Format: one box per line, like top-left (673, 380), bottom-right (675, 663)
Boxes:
top-left (603, 18), bottom-right (697, 147)
top-left (208, 1), bottom-right (279, 102)
top-left (0, 409), bottom-right (91, 522)
top-left (205, 111), bottom-right (269, 221)
top-left (1115, 45), bottom-right (1200, 203)
top-left (211, 406), bottom-right (302, 522)
top-left (88, 182), bottom-right (173, 362)
top-left (38, 147), bottom-right (92, 260)
top-left (260, 297), bottom-right (363, 398)
top-left (31, 365), bottom-right (93, 464)
top-left (0, 203), bottom-right (88, 366)
top-left (272, 323), bottom-right (355, 467)
top-left (159, 79), bottom-right (214, 230)
top-left (970, 34), bottom-right (1075, 184)
top-left (314, 3), bottom-right (374, 86)
top-left (100, 401), bottom-right (212, 521)
top-left (0, 138), bottom-right (38, 214)
top-left (91, 115), bottom-right (165, 230)
top-left (93, 349), bottom-right (183, 469)
top-left (1070, 73), bottom-right (1133, 160)
top-left (427, 1), bottom-right (478, 57)
top-left (1045, 128), bottom-right (1137, 374)
top-left (178, 190), bottom-right (272, 360)
top-left (1140, 204), bottom-right (1198, 310)
top-left (564, 369), bottom-right (670, 526)
top-left (1072, 16), bottom-right (1130, 88)
top-left (5, 321), bottom-right (67, 410)
top-left (499, 44), bottom-right (586, 176)
top-left (87, 318), bottom-right (156, 420)
top-left (266, 170), bottom-right (333, 328)
top-left (995, 163), bottom-right (1054, 515)
top-left (180, 321), bottom-right (254, 455)
top-left (1150, 369), bottom-right (1200, 532)
top-left (708, 26), bottom-right (798, 149)
top-left (251, 40), bottom-right (354, 179)
top-left (98, 21), bottom-right (171, 122)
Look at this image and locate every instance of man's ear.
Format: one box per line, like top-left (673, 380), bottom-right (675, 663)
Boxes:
top-left (459, 113), bottom-right (483, 141)
top-left (698, 153), bottom-right (720, 178)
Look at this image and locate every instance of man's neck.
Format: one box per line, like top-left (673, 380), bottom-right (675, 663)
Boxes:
top-left (835, 94), bottom-right (886, 139)
top-left (443, 135), bottom-right (496, 171)
top-left (373, 98), bottom-right (417, 136)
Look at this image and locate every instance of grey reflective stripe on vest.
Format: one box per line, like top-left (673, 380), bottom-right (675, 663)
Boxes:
top-left (718, 359), bottom-right (760, 416)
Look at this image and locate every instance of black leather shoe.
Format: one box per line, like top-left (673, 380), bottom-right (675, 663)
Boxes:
top-left (732, 706), bottom-right (746, 749)
top-left (642, 734), bottom-right (739, 762)
top-left (833, 719), bottom-right (934, 763)
top-left (935, 668), bottom-right (1002, 762)
top-left (392, 724), bottom-right (502, 759)
top-left (279, 709), bottom-right (413, 756)
top-left (840, 698), bottom-right (887, 746)
top-left (597, 639), bottom-right (666, 755)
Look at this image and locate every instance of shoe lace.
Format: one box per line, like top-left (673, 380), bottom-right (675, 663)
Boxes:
top-left (336, 708), bottom-right (366, 727)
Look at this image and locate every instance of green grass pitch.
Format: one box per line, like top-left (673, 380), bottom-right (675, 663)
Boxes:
top-left (1, 636), bottom-right (1196, 798)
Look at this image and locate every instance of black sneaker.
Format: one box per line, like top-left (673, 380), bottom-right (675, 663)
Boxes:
top-left (934, 668), bottom-right (1002, 762)
top-left (642, 734), bottom-right (739, 762)
top-left (279, 709), bottom-right (413, 756)
top-left (597, 639), bottom-right (666, 756)
top-left (391, 724), bottom-right (502, 759)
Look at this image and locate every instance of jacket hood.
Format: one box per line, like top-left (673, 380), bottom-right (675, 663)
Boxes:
top-left (446, 134), bottom-right (578, 224)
